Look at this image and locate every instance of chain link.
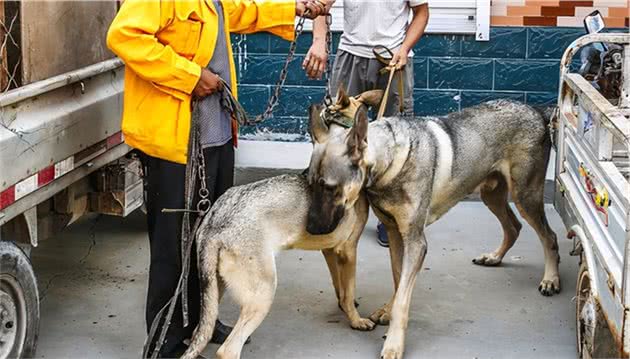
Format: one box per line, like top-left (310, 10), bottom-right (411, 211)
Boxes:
top-left (323, 13), bottom-right (333, 106)
top-left (252, 15), bottom-right (307, 123)
top-left (195, 132), bottom-right (211, 214)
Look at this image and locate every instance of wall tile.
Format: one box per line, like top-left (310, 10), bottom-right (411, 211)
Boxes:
top-left (526, 92), bottom-right (559, 105)
top-left (461, 27), bottom-right (527, 58)
top-left (238, 85), bottom-right (270, 116)
top-left (231, 33), bottom-right (269, 54)
top-left (508, 5), bottom-right (542, 15)
top-left (237, 54), bottom-right (326, 87)
top-left (523, 16), bottom-right (558, 25)
top-left (414, 90), bottom-right (460, 116)
top-left (429, 58), bottom-right (493, 90)
top-left (414, 34), bottom-right (462, 57)
top-left (460, 91), bottom-right (525, 108)
top-left (270, 32), bottom-right (314, 55)
top-left (495, 59), bottom-right (560, 91)
top-left (237, 54), bottom-right (285, 84)
top-left (413, 57), bottom-right (429, 88)
top-left (276, 86), bottom-right (327, 117)
top-left (527, 27), bottom-right (583, 58)
top-left (240, 116), bottom-right (307, 138)
top-left (491, 16), bottom-right (525, 25)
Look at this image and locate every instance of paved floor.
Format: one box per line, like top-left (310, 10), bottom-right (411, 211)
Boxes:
top-left (32, 202), bottom-right (578, 359)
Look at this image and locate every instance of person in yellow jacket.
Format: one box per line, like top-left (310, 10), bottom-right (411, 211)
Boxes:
top-left (107, 0), bottom-right (329, 356)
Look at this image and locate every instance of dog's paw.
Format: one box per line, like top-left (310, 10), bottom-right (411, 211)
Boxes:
top-left (380, 344), bottom-right (404, 359)
top-left (350, 317), bottom-right (376, 331)
top-left (538, 277), bottom-right (561, 296)
top-left (472, 252), bottom-right (502, 266)
top-left (369, 307), bottom-right (391, 325)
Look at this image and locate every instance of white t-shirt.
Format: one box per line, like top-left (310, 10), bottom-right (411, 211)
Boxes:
top-left (338, 0), bottom-right (428, 58)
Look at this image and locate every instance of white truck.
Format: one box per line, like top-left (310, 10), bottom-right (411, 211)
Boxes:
top-left (0, 3), bottom-right (142, 357)
top-left (553, 13), bottom-right (630, 358)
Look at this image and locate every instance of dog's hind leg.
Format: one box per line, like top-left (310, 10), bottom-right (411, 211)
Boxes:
top-left (510, 164), bottom-right (560, 296)
top-left (381, 226), bottom-right (428, 359)
top-left (181, 242), bottom-right (220, 359)
top-left (216, 255), bottom-right (276, 359)
top-left (473, 173), bottom-right (522, 266)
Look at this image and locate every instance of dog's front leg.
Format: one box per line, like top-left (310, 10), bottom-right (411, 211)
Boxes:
top-left (322, 249), bottom-right (341, 301)
top-left (335, 240), bottom-right (376, 331)
top-left (381, 225), bottom-right (427, 359)
top-left (369, 225), bottom-right (403, 325)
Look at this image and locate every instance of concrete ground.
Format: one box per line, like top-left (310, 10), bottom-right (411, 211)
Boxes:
top-left (31, 202), bottom-right (578, 359)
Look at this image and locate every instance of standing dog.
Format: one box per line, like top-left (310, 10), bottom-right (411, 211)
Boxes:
top-left (181, 174), bottom-right (374, 359)
top-left (307, 90), bottom-right (559, 359)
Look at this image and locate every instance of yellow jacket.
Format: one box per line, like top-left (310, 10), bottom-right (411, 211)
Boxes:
top-left (107, 0), bottom-right (296, 163)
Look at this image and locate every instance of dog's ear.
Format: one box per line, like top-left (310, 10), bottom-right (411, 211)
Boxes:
top-left (347, 105), bottom-right (368, 163)
top-left (335, 83), bottom-right (351, 109)
top-left (309, 104), bottom-right (328, 143)
top-left (357, 90), bottom-right (384, 109)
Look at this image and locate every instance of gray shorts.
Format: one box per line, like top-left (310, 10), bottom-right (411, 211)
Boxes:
top-left (329, 50), bottom-right (414, 117)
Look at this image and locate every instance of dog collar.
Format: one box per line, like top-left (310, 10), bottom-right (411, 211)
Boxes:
top-left (324, 112), bottom-right (355, 128)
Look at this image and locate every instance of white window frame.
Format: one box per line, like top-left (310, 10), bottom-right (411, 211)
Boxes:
top-left (302, 0), bottom-right (490, 41)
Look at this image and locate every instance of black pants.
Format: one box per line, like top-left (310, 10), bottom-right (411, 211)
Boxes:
top-left (140, 140), bottom-right (234, 355)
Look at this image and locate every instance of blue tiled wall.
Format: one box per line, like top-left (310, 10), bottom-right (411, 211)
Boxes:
top-left (230, 26), bottom-right (599, 140)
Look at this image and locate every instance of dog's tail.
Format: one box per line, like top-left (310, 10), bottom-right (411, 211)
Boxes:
top-left (181, 242), bottom-right (220, 359)
top-left (533, 105), bottom-right (557, 176)
top-left (533, 105), bottom-right (556, 124)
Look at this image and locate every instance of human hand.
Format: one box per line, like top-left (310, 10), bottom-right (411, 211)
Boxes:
top-left (390, 47), bottom-right (410, 70)
top-left (193, 68), bottom-right (223, 98)
top-left (302, 39), bottom-right (328, 79)
top-left (297, 0), bottom-right (332, 19)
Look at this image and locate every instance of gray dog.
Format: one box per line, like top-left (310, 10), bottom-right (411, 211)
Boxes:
top-left (181, 174), bottom-right (373, 359)
top-left (306, 89), bottom-right (558, 359)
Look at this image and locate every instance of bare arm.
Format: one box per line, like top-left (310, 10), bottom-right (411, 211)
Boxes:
top-left (391, 3), bottom-right (429, 69)
top-left (302, 8), bottom-right (332, 79)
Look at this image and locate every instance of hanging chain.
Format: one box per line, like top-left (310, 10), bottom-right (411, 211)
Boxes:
top-left (323, 13), bottom-right (333, 106)
top-left (253, 14), bottom-right (309, 123)
top-left (195, 133), bottom-right (211, 214)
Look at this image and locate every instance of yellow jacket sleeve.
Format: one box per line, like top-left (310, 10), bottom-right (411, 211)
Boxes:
top-left (223, 0), bottom-right (296, 41)
top-left (106, 0), bottom-right (201, 95)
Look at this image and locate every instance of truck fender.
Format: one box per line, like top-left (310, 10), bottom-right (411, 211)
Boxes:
top-left (570, 224), bottom-right (600, 298)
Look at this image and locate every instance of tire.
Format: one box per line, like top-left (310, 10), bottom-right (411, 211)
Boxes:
top-left (0, 241), bottom-right (39, 359)
top-left (576, 261), bottom-right (592, 358)
top-left (576, 260), bottom-right (617, 358)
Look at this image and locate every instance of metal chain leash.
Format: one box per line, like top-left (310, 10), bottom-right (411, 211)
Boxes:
top-left (323, 13), bottom-right (333, 106)
top-left (251, 14), bottom-right (309, 124)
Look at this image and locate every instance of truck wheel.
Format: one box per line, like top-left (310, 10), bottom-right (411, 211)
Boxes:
top-left (576, 260), bottom-right (617, 358)
top-left (0, 241), bottom-right (39, 359)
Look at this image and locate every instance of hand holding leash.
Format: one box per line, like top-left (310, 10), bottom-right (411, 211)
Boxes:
top-left (390, 46), bottom-right (410, 70)
top-left (297, 0), bottom-right (332, 19)
top-left (373, 45), bottom-right (405, 119)
top-left (193, 68), bottom-right (223, 97)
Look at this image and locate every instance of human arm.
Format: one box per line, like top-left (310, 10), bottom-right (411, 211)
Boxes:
top-left (302, 13), bottom-right (330, 79)
top-left (224, 0), bottom-right (332, 41)
top-left (106, 0), bottom-right (202, 95)
top-left (390, 2), bottom-right (429, 69)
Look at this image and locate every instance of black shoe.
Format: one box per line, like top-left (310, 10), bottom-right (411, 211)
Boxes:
top-left (162, 342), bottom-right (207, 359)
top-left (210, 320), bottom-right (251, 345)
top-left (376, 222), bottom-right (389, 248)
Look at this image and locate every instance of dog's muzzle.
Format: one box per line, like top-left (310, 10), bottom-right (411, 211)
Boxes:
top-left (306, 188), bottom-right (345, 235)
